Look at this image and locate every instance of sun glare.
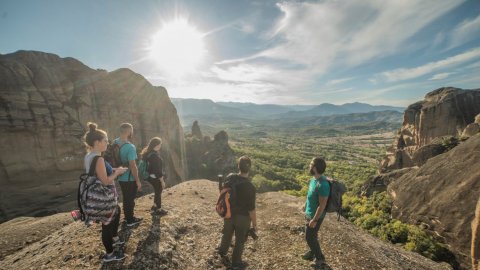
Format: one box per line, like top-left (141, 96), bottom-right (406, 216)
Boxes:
top-left (148, 19), bottom-right (206, 77)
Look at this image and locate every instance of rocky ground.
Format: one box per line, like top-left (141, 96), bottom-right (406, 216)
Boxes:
top-left (0, 180), bottom-right (452, 270)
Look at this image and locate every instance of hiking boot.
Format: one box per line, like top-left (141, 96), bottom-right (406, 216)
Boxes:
top-left (112, 237), bottom-right (125, 247)
top-left (231, 261), bottom-right (248, 269)
top-left (126, 217), bottom-right (143, 227)
top-left (310, 258), bottom-right (326, 268)
top-left (154, 208), bottom-right (168, 215)
top-left (103, 252), bottom-right (126, 262)
top-left (302, 250), bottom-right (314, 261)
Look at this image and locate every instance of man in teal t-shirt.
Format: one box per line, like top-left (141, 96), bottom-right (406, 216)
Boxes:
top-left (115, 123), bottom-right (143, 227)
top-left (302, 157), bottom-right (330, 268)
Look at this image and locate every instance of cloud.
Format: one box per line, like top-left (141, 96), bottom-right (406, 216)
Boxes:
top-left (206, 0), bottom-right (464, 104)
top-left (381, 47), bottom-right (480, 82)
top-left (260, 0), bottom-right (463, 71)
top-left (428, 72), bottom-right (452, 80)
top-left (326, 77), bottom-right (355, 86)
top-left (448, 14), bottom-right (480, 49)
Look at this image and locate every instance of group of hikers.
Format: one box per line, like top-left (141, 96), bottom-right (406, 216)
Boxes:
top-left (79, 121), bottom-right (333, 269)
top-left (80, 122), bottom-right (167, 262)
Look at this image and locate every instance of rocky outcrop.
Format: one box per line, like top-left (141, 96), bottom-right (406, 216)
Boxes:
top-left (388, 133), bottom-right (480, 269)
top-left (361, 167), bottom-right (414, 197)
top-left (185, 121), bottom-right (235, 180)
top-left (0, 180), bottom-right (452, 270)
top-left (473, 197), bottom-right (480, 270)
top-left (380, 87), bottom-right (480, 173)
top-left (462, 114), bottom-right (480, 138)
top-left (0, 50), bottom-right (187, 222)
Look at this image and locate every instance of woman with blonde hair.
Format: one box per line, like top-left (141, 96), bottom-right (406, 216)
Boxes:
top-left (140, 137), bottom-right (167, 215)
top-left (83, 122), bottom-right (127, 262)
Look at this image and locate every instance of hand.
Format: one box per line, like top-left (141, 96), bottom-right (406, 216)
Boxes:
top-left (114, 167), bottom-right (127, 176)
top-left (161, 180), bottom-right (166, 189)
top-left (136, 181), bottom-right (142, 192)
top-left (308, 219), bottom-right (317, 228)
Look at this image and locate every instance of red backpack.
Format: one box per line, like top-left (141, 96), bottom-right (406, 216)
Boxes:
top-left (216, 175), bottom-right (242, 219)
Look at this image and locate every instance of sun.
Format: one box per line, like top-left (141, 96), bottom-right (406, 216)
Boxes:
top-left (148, 19), bottom-right (206, 77)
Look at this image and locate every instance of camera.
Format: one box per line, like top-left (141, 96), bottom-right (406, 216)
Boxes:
top-left (248, 228), bottom-right (258, 240)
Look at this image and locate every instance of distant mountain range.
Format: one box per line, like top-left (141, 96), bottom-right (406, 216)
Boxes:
top-left (171, 98), bottom-right (404, 119)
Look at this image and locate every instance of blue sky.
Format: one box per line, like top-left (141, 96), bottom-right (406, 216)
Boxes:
top-left (1, 0), bottom-right (479, 106)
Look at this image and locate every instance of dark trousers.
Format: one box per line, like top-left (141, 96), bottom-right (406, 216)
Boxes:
top-left (102, 206), bottom-right (121, 254)
top-left (119, 181), bottom-right (137, 223)
top-left (219, 214), bottom-right (251, 264)
top-left (305, 217), bottom-right (325, 261)
top-left (147, 178), bottom-right (163, 208)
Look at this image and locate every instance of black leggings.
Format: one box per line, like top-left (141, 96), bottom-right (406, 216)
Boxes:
top-left (102, 206), bottom-right (121, 254)
top-left (147, 178), bottom-right (163, 208)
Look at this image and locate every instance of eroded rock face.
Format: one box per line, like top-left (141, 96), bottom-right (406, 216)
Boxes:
top-left (381, 87), bottom-right (480, 172)
top-left (0, 50), bottom-right (187, 222)
top-left (388, 134), bottom-right (480, 269)
top-left (185, 122), bottom-right (235, 180)
top-left (361, 167), bottom-right (415, 197)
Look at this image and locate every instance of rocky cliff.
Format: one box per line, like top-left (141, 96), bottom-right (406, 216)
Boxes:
top-left (0, 51), bottom-right (187, 223)
top-left (380, 87), bottom-right (480, 172)
top-left (185, 121), bottom-right (236, 180)
top-left (0, 180), bottom-right (452, 270)
top-left (388, 133), bottom-right (480, 269)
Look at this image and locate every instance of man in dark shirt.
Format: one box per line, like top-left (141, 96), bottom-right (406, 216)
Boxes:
top-left (218, 156), bottom-right (257, 269)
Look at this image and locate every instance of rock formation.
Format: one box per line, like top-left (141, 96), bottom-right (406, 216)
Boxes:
top-left (0, 180), bottom-right (453, 270)
top-left (185, 121), bottom-right (236, 180)
top-left (380, 87), bottom-right (480, 172)
top-left (473, 197), bottom-right (480, 270)
top-left (0, 50), bottom-right (187, 222)
top-left (388, 133), bottom-right (480, 269)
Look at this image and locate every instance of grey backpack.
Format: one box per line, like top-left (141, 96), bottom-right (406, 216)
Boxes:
top-left (322, 177), bottom-right (347, 220)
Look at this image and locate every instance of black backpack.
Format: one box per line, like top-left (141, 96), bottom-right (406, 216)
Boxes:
top-left (104, 142), bottom-right (131, 168)
top-left (323, 177), bottom-right (347, 221)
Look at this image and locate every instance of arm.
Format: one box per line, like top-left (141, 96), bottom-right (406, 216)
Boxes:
top-left (126, 145), bottom-right (141, 191)
top-left (96, 157), bottom-right (121, 185)
top-left (248, 184), bottom-right (257, 229)
top-left (249, 210), bottom-right (257, 229)
top-left (129, 159), bottom-right (142, 190)
top-left (313, 196), bottom-right (328, 221)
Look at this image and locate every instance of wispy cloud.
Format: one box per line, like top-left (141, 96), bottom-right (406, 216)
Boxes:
top-left (381, 47), bottom-right (480, 82)
top-left (206, 0), bottom-right (464, 104)
top-left (428, 72), bottom-right (452, 80)
top-left (326, 77), bottom-right (355, 86)
top-left (447, 14), bottom-right (480, 50)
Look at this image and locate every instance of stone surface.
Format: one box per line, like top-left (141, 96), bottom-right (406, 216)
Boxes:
top-left (412, 143), bottom-right (447, 167)
top-left (0, 50), bottom-right (187, 222)
top-left (361, 167), bottom-right (415, 197)
top-left (0, 180), bottom-right (452, 270)
top-left (388, 134), bottom-right (480, 269)
top-left (380, 87), bottom-right (480, 172)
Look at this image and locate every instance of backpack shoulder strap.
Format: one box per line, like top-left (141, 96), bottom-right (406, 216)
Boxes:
top-left (88, 156), bottom-right (101, 176)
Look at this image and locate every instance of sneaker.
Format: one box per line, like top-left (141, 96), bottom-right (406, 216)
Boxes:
top-left (126, 217), bottom-right (143, 227)
top-left (103, 252), bottom-right (126, 262)
top-left (112, 237), bottom-right (125, 247)
top-left (231, 261), bottom-right (248, 269)
top-left (154, 208), bottom-right (168, 215)
top-left (310, 258), bottom-right (326, 268)
top-left (302, 250), bottom-right (314, 261)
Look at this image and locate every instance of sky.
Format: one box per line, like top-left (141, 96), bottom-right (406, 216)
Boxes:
top-left (1, 0), bottom-right (479, 106)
